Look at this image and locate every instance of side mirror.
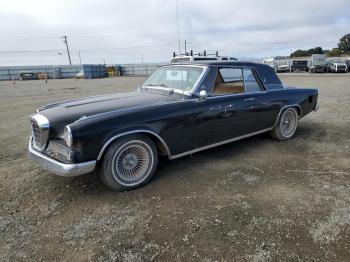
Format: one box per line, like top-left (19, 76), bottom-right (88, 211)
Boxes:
top-left (199, 90), bottom-right (207, 101)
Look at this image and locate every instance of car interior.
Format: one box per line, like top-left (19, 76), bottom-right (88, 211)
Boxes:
top-left (212, 69), bottom-right (245, 95)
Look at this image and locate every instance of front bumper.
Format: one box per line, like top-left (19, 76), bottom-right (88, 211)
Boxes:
top-left (312, 66), bottom-right (326, 72)
top-left (28, 137), bottom-right (96, 177)
top-left (314, 101), bottom-right (320, 111)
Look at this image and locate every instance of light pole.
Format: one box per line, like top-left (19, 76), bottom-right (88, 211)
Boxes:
top-left (78, 50), bottom-right (82, 65)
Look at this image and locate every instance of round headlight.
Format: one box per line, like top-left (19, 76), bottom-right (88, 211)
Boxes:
top-left (64, 126), bottom-right (73, 146)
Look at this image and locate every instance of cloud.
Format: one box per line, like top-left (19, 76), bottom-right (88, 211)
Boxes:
top-left (0, 0), bottom-right (349, 65)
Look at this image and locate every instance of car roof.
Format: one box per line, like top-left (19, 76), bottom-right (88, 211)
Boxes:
top-left (162, 61), bottom-right (283, 89)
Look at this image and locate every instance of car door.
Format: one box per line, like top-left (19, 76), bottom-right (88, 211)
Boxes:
top-left (194, 67), bottom-right (260, 148)
top-left (241, 67), bottom-right (280, 131)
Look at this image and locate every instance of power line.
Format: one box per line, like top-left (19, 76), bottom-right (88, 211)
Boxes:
top-left (0, 39), bottom-right (340, 55)
top-left (0, 19), bottom-right (349, 40)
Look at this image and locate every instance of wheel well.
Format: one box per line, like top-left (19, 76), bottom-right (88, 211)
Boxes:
top-left (141, 132), bottom-right (170, 156)
top-left (292, 106), bottom-right (302, 117)
top-left (282, 105), bottom-right (301, 117)
top-left (96, 131), bottom-right (171, 162)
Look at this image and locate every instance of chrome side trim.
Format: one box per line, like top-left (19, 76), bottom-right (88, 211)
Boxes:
top-left (28, 137), bottom-right (96, 177)
top-left (95, 104), bottom-right (302, 161)
top-left (96, 130), bottom-right (172, 161)
top-left (168, 103), bottom-right (301, 160)
top-left (169, 128), bottom-right (272, 160)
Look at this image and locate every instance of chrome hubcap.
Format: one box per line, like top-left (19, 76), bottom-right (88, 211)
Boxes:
top-left (280, 109), bottom-right (297, 137)
top-left (122, 153), bottom-right (138, 170)
top-left (113, 142), bottom-right (152, 183)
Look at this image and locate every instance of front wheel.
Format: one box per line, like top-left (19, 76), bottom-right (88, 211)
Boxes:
top-left (270, 108), bottom-right (298, 141)
top-left (99, 134), bottom-right (158, 191)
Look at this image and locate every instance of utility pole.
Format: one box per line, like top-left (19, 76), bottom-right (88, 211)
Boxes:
top-left (62, 35), bottom-right (72, 65)
top-left (78, 50), bottom-right (82, 65)
top-left (185, 40), bottom-right (187, 53)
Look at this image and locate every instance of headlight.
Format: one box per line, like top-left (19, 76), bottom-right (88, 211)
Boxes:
top-left (64, 126), bottom-right (73, 147)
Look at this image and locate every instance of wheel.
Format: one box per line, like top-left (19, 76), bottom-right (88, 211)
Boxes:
top-left (270, 108), bottom-right (298, 141)
top-left (98, 134), bottom-right (158, 191)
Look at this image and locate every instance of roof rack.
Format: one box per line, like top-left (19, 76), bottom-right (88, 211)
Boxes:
top-left (172, 50), bottom-right (219, 58)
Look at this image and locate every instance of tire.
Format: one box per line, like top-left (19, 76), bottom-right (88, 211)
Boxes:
top-left (270, 108), bottom-right (298, 141)
top-left (98, 134), bottom-right (158, 191)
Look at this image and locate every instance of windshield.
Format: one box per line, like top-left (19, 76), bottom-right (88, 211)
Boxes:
top-left (331, 59), bottom-right (345, 63)
top-left (143, 66), bottom-right (204, 92)
top-left (171, 57), bottom-right (191, 63)
top-left (277, 61), bottom-right (289, 66)
top-left (313, 58), bottom-right (326, 65)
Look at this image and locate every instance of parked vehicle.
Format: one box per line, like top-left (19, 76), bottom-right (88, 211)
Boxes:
top-left (308, 54), bottom-right (327, 73)
top-left (262, 57), bottom-right (275, 69)
top-left (291, 60), bottom-right (308, 72)
top-left (37, 72), bottom-right (49, 80)
top-left (28, 61), bottom-right (319, 191)
top-left (327, 59), bottom-right (348, 73)
top-left (343, 59), bottom-right (350, 72)
top-left (275, 60), bottom-right (291, 73)
top-left (171, 50), bottom-right (237, 63)
top-left (19, 72), bottom-right (38, 80)
top-left (76, 70), bottom-right (85, 79)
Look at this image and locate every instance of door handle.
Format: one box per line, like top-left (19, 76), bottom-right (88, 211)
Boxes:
top-left (244, 98), bottom-right (255, 102)
top-left (209, 106), bottom-right (222, 111)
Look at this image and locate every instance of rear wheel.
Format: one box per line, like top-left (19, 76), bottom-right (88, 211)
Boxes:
top-left (99, 134), bottom-right (158, 191)
top-left (270, 108), bottom-right (298, 141)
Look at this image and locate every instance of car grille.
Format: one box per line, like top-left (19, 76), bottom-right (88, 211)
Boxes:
top-left (29, 114), bottom-right (50, 150)
top-left (30, 119), bottom-right (42, 148)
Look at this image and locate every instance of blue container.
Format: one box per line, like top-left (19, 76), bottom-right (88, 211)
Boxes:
top-left (83, 64), bottom-right (106, 79)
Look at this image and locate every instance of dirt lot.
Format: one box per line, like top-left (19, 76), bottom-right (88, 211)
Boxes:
top-left (1, 73), bottom-right (349, 261)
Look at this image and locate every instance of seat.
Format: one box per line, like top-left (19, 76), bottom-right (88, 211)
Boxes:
top-left (212, 72), bottom-right (244, 95)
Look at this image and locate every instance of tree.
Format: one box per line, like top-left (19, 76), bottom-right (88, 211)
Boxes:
top-left (338, 33), bottom-right (350, 54)
top-left (325, 48), bottom-right (342, 57)
top-left (312, 47), bottom-right (324, 54)
top-left (290, 47), bottom-right (324, 57)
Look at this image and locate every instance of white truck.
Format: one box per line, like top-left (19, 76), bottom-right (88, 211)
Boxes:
top-left (171, 50), bottom-right (237, 63)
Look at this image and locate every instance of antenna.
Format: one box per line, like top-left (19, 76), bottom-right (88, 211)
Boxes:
top-left (176, 0), bottom-right (185, 100)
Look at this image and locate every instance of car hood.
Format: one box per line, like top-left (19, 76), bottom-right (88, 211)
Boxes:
top-left (332, 62), bottom-right (347, 66)
top-left (277, 64), bottom-right (289, 68)
top-left (36, 88), bottom-right (183, 136)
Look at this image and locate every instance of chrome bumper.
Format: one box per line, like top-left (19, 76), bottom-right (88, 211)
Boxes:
top-left (314, 101), bottom-right (320, 111)
top-left (28, 138), bottom-right (96, 177)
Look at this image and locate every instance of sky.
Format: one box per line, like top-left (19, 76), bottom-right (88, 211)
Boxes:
top-left (0, 0), bottom-right (349, 65)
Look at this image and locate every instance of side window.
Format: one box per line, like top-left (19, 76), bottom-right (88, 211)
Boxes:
top-left (243, 69), bottom-right (263, 93)
top-left (212, 68), bottom-right (244, 95)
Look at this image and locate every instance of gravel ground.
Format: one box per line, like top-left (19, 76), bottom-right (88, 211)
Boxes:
top-left (0, 73), bottom-right (349, 261)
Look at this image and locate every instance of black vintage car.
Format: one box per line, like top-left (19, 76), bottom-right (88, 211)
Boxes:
top-left (291, 60), bottom-right (308, 72)
top-left (28, 62), bottom-right (319, 190)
